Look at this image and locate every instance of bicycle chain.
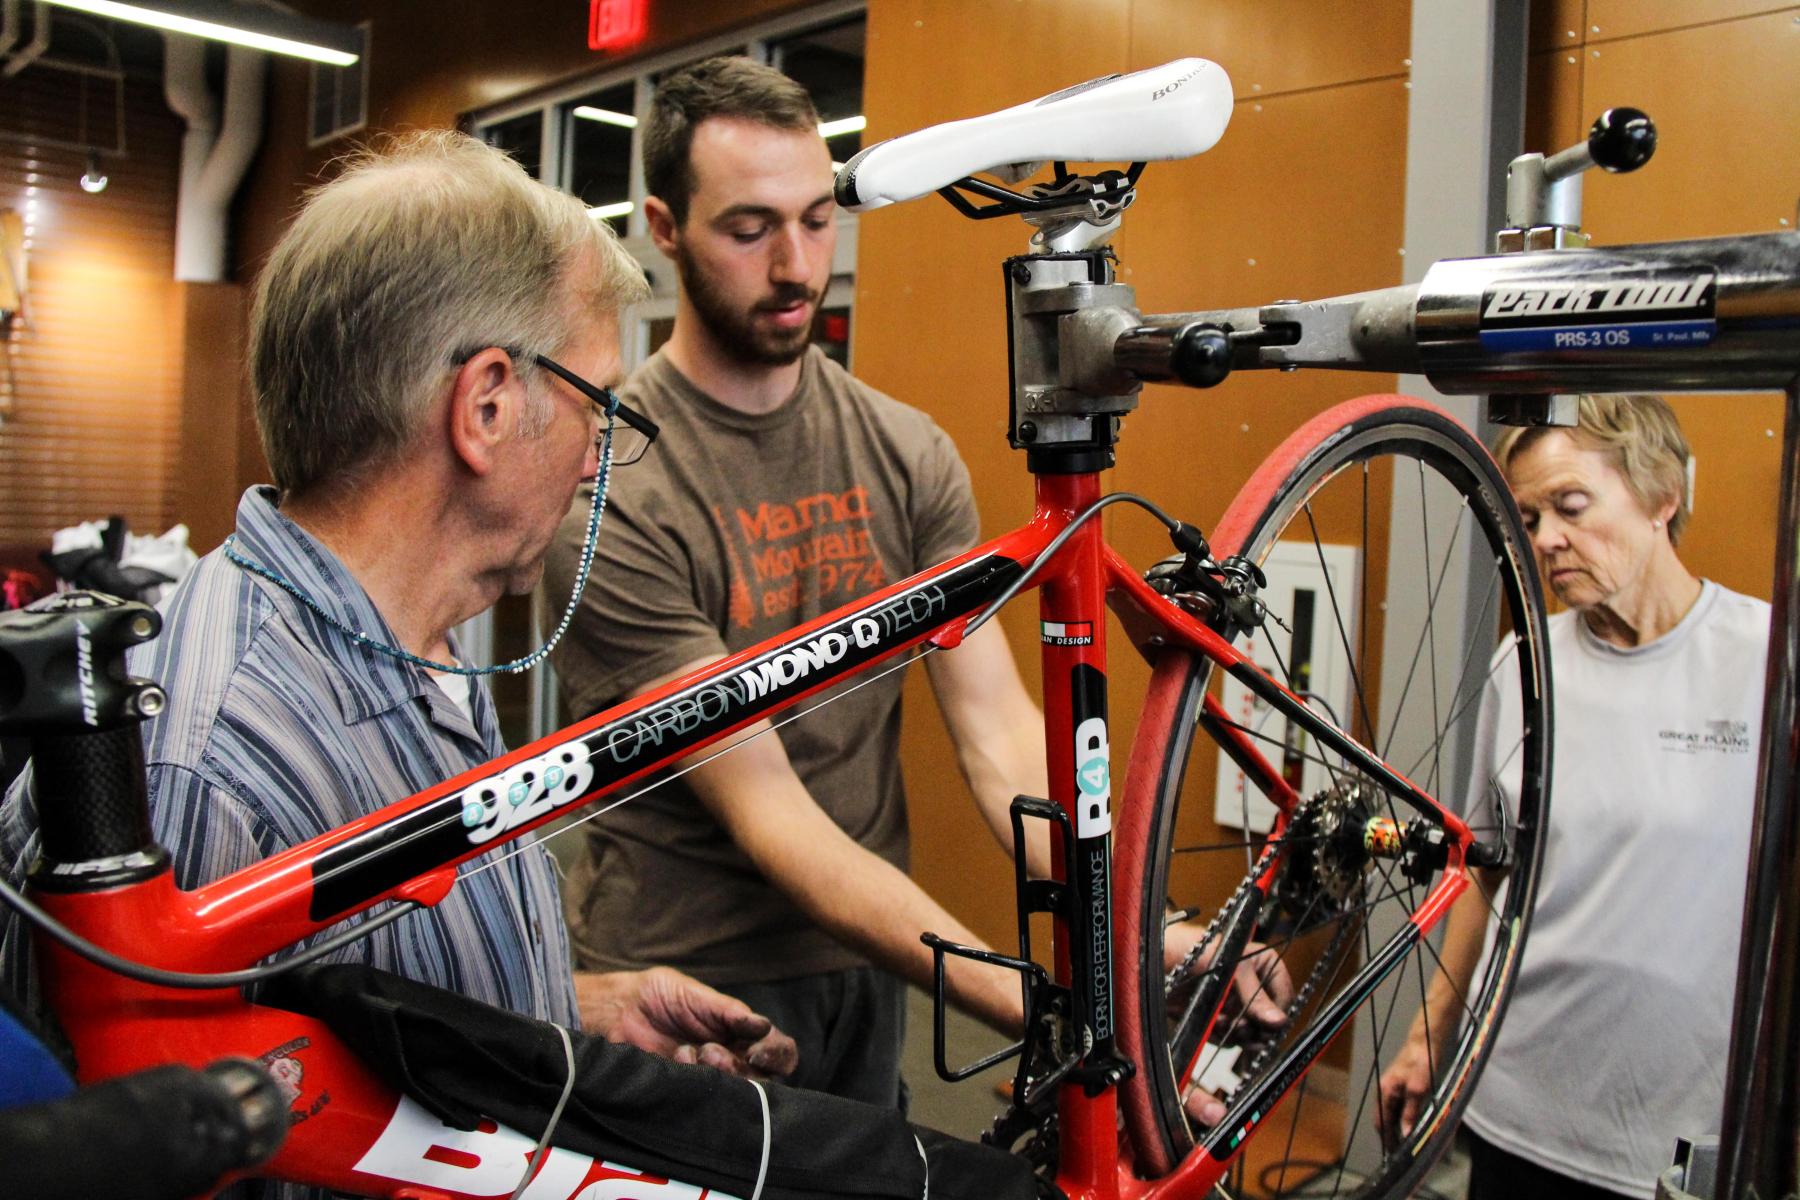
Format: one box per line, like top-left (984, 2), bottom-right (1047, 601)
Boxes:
top-left (1159, 790), bottom-right (1362, 1113)
top-left (1165, 791), bottom-right (1324, 992)
top-left (1219, 900), bottom-right (1356, 1106)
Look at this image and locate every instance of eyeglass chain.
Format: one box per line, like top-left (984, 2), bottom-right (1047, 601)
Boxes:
top-left (221, 417), bottom-right (617, 677)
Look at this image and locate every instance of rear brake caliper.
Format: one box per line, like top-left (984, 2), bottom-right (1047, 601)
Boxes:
top-left (1144, 522), bottom-right (1271, 641)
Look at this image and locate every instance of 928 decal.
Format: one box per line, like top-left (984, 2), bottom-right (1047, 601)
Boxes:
top-left (455, 744), bottom-right (596, 846)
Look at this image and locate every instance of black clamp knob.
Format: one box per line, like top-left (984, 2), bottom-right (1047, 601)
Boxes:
top-left (1588, 106), bottom-right (1656, 173)
top-left (1171, 323), bottom-right (1233, 388)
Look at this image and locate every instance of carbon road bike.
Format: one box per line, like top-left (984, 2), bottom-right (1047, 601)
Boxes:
top-left (4, 56), bottom-right (1797, 1200)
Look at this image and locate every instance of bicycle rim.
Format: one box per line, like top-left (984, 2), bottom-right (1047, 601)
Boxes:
top-left (1113, 395), bottom-right (1551, 1196)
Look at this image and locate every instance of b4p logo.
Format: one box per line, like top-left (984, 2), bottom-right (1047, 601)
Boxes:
top-left (1074, 717), bottom-right (1111, 838)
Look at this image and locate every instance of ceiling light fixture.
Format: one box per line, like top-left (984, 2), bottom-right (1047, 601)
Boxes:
top-left (817, 115), bottom-right (867, 140)
top-left (572, 106), bottom-right (637, 128)
top-left (43, 0), bottom-right (363, 65)
top-left (79, 151), bottom-right (108, 193)
top-left (586, 201), bottom-right (633, 220)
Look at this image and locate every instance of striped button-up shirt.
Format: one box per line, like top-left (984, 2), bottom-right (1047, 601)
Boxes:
top-left (2, 487), bottom-right (579, 1198)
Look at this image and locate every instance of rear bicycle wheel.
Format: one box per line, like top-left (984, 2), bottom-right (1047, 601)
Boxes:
top-left (1113, 396), bottom-right (1551, 1196)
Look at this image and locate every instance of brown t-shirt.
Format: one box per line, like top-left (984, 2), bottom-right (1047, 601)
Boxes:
top-left (544, 346), bottom-right (978, 982)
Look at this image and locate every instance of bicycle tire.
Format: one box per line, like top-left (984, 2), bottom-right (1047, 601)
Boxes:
top-left (1113, 395), bottom-right (1551, 1196)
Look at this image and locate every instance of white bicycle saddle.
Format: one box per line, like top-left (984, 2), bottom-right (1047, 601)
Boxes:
top-left (834, 58), bottom-right (1233, 212)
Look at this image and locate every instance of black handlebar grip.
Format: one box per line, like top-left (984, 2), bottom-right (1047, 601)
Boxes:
top-left (1587, 107), bottom-right (1656, 173)
top-left (0, 1059), bottom-right (289, 1200)
top-left (1172, 324), bottom-right (1233, 389)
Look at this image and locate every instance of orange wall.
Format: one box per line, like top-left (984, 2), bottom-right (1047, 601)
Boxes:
top-left (1526, 2), bottom-right (1798, 604)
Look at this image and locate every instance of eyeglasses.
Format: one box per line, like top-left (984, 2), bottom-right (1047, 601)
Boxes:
top-left (452, 346), bottom-right (660, 467)
top-left (532, 353), bottom-right (659, 467)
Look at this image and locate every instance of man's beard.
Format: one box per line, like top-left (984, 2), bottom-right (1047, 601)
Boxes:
top-left (677, 247), bottom-right (817, 367)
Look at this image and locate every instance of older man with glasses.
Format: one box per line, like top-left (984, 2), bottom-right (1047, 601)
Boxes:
top-left (0, 133), bottom-right (796, 1200)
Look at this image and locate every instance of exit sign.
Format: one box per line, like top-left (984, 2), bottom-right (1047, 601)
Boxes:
top-left (589, 0), bottom-right (648, 51)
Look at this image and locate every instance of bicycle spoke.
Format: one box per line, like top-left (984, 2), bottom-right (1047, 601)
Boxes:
top-left (1304, 503), bottom-right (1378, 751)
top-left (1416, 462), bottom-right (1447, 801)
top-left (1265, 623), bottom-right (1347, 793)
top-left (1209, 713), bottom-right (1360, 782)
top-left (1394, 556), bottom-right (1509, 783)
top-left (1170, 835), bottom-right (1325, 856)
top-left (1378, 501), bottom-right (1474, 765)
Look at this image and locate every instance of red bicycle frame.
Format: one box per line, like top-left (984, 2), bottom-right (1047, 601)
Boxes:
top-left (30, 465), bottom-right (1479, 1200)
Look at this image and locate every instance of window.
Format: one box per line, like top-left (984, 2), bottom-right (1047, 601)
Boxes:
top-left (483, 111), bottom-right (543, 179)
top-left (564, 82), bottom-right (636, 234)
top-left (307, 22), bottom-right (370, 147)
top-left (772, 18), bottom-right (865, 160)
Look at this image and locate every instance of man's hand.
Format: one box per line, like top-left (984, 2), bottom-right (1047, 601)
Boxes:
top-left (1162, 921), bottom-right (1295, 1127)
top-left (574, 967), bottom-right (799, 1079)
top-left (1376, 1024), bottom-right (1448, 1150)
top-left (1163, 921), bottom-right (1294, 1029)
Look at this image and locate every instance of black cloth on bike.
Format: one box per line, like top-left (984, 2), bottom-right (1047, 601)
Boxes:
top-left (266, 963), bottom-right (1036, 1200)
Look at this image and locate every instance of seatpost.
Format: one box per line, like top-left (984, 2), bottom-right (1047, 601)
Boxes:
top-left (0, 591), bottom-right (170, 890)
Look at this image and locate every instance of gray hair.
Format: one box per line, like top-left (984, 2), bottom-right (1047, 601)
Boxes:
top-left (1495, 393), bottom-right (1694, 544)
top-left (250, 129), bottom-right (649, 496)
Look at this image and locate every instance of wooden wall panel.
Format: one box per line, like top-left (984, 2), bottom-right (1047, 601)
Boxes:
top-left (1580, 9), bottom-right (1799, 243)
top-left (1668, 394), bottom-right (1787, 602)
top-left (1128, 0), bottom-right (1410, 96)
top-left (171, 283), bottom-right (247, 553)
top-left (1524, 45), bottom-right (1585, 154)
top-left (1531, 0), bottom-right (1588, 51)
top-left (1586, 0), bottom-right (1792, 41)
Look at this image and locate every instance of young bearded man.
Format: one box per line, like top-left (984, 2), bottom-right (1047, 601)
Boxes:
top-left (542, 58), bottom-right (1052, 1105)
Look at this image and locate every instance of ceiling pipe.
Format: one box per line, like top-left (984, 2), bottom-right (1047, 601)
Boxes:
top-left (0, 1), bottom-right (22, 59)
top-left (164, 35), bottom-right (264, 282)
top-left (2, 2), bottom-right (51, 78)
